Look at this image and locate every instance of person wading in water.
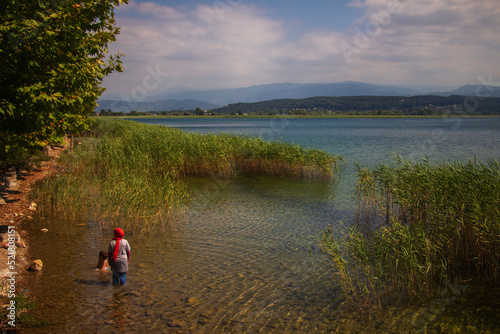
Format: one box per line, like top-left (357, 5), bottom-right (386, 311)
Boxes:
top-left (108, 228), bottom-right (131, 285)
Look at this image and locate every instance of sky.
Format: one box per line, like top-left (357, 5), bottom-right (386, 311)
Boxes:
top-left (101, 0), bottom-right (500, 98)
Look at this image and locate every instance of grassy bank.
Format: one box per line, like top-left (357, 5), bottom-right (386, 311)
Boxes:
top-left (322, 157), bottom-right (500, 308)
top-left (31, 118), bottom-right (343, 232)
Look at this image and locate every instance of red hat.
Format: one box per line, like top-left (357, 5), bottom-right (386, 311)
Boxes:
top-left (114, 228), bottom-right (124, 239)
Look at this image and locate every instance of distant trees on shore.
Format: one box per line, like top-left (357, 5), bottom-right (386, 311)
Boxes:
top-left (96, 95), bottom-right (500, 117)
top-left (211, 95), bottom-right (500, 116)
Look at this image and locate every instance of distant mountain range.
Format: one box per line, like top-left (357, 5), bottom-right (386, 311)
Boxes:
top-left (447, 84), bottom-right (500, 97)
top-left (97, 81), bottom-right (500, 113)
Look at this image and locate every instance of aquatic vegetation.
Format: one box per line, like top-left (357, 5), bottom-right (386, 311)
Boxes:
top-left (322, 156), bottom-right (500, 308)
top-left (31, 118), bottom-right (343, 232)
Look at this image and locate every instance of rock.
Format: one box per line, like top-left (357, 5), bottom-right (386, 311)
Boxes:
top-left (128, 290), bottom-right (142, 297)
top-left (28, 202), bottom-right (37, 211)
top-left (141, 300), bottom-right (154, 307)
top-left (5, 168), bottom-right (18, 189)
top-left (41, 228), bottom-right (49, 233)
top-left (28, 259), bottom-right (43, 271)
top-left (15, 240), bottom-right (26, 248)
top-left (186, 297), bottom-right (201, 306)
top-left (167, 320), bottom-right (186, 328)
top-left (0, 230), bottom-right (22, 243)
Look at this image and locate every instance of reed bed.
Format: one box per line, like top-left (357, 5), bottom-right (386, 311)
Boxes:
top-left (32, 118), bottom-right (343, 232)
top-left (322, 156), bottom-right (500, 308)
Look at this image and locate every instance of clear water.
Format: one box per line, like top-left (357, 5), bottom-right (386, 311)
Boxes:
top-left (22, 117), bottom-right (500, 333)
top-left (129, 117), bottom-right (500, 164)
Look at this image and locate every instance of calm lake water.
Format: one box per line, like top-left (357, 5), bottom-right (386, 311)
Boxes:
top-left (23, 117), bottom-right (500, 333)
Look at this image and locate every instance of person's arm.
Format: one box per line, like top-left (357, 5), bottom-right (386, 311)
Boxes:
top-left (126, 241), bottom-right (131, 263)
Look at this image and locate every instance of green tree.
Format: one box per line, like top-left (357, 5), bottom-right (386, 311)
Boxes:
top-left (99, 108), bottom-right (111, 116)
top-left (0, 0), bottom-right (127, 166)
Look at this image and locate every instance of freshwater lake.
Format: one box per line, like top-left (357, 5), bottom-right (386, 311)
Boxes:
top-left (24, 117), bottom-right (500, 333)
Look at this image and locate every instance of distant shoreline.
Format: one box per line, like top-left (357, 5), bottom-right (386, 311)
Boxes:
top-left (94, 114), bottom-right (500, 119)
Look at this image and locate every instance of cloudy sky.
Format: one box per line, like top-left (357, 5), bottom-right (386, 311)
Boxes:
top-left (101, 0), bottom-right (500, 97)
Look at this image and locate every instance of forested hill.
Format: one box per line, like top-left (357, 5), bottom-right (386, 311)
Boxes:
top-left (211, 95), bottom-right (500, 115)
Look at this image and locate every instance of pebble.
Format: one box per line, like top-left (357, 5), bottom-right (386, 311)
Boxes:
top-left (28, 259), bottom-right (43, 271)
top-left (128, 290), bottom-right (142, 297)
top-left (141, 300), bottom-right (154, 307)
top-left (186, 297), bottom-right (201, 306)
top-left (168, 320), bottom-right (186, 327)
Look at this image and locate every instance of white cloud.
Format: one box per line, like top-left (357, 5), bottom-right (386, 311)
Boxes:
top-left (102, 0), bottom-right (500, 96)
top-left (134, 2), bottom-right (186, 20)
top-left (103, 2), bottom-right (289, 94)
top-left (337, 0), bottom-right (500, 84)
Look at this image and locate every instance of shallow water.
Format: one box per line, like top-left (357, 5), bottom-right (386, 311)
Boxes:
top-left (23, 176), bottom-right (346, 333)
top-left (21, 117), bottom-right (500, 333)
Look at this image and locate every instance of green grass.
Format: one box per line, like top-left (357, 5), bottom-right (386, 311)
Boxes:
top-left (322, 156), bottom-right (500, 308)
top-left (31, 118), bottom-right (343, 233)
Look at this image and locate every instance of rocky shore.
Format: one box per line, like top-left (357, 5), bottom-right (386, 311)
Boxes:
top-left (0, 140), bottom-right (69, 326)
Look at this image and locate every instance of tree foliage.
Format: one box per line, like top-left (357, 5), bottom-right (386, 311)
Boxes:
top-left (0, 0), bottom-right (127, 166)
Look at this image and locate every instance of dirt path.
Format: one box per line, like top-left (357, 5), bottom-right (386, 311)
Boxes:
top-left (0, 140), bottom-right (69, 315)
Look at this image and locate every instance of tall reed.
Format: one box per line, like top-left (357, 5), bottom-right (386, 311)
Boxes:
top-left (32, 119), bottom-right (343, 232)
top-left (322, 156), bottom-right (500, 308)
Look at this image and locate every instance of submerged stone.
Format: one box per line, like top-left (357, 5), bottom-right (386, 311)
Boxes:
top-left (168, 320), bottom-right (186, 327)
top-left (28, 259), bottom-right (43, 271)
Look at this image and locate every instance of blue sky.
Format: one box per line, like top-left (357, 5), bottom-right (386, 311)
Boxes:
top-left (101, 0), bottom-right (500, 98)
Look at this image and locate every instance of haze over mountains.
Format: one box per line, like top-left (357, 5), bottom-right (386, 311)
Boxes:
top-left (97, 81), bottom-right (500, 113)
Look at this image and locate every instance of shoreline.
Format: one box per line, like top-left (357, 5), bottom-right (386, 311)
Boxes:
top-left (94, 114), bottom-right (500, 119)
top-left (0, 139), bottom-right (69, 328)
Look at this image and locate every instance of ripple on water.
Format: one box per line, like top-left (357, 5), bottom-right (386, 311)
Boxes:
top-left (23, 176), bottom-right (346, 333)
top-left (23, 174), bottom-right (498, 333)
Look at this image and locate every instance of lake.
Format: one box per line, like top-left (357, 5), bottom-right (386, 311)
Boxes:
top-left (23, 117), bottom-right (500, 333)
